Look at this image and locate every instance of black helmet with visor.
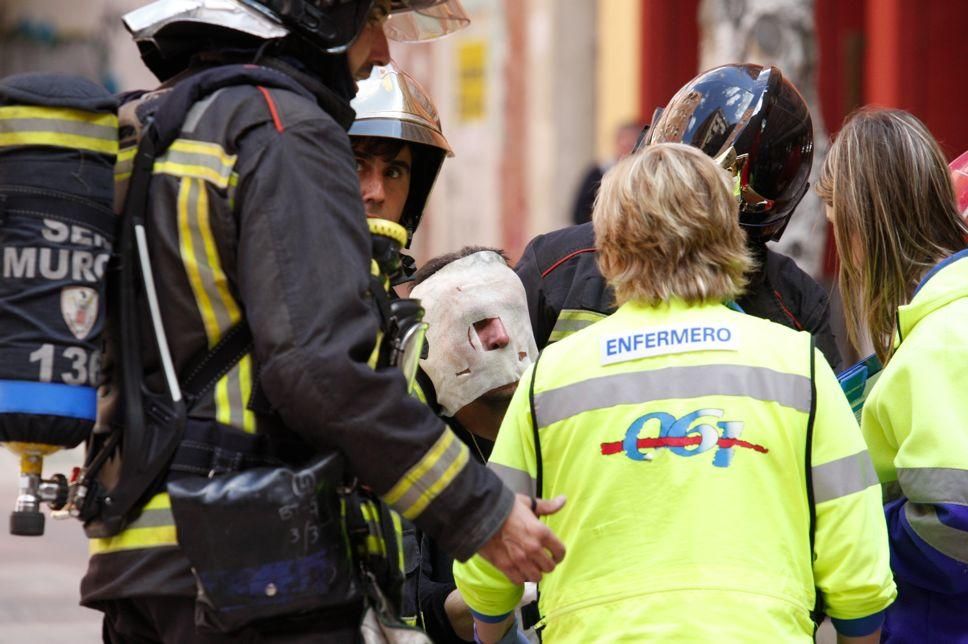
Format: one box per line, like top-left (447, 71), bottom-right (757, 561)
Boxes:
top-left (645, 64), bottom-right (814, 242)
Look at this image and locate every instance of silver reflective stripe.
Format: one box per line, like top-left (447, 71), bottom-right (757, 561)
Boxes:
top-left (551, 315), bottom-right (604, 334)
top-left (534, 364), bottom-right (811, 428)
top-left (489, 462), bottom-right (536, 497)
top-left (905, 503), bottom-right (968, 564)
top-left (386, 430), bottom-right (469, 519)
top-left (0, 116), bottom-right (117, 140)
top-left (549, 310), bottom-right (607, 342)
top-left (898, 467), bottom-right (968, 505)
top-left (813, 451), bottom-right (880, 504)
top-left (128, 507), bottom-right (174, 529)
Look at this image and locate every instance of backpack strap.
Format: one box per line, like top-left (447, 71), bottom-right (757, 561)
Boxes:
top-left (81, 65), bottom-right (316, 532)
top-left (180, 320), bottom-right (253, 411)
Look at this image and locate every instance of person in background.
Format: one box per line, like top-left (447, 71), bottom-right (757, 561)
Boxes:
top-left (456, 143), bottom-right (895, 643)
top-left (518, 64), bottom-right (843, 373)
top-left (818, 107), bottom-right (968, 643)
top-left (570, 121), bottom-right (642, 226)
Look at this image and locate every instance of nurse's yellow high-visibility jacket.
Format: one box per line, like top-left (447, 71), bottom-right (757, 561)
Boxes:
top-left (860, 249), bottom-right (968, 640)
top-left (455, 299), bottom-right (896, 642)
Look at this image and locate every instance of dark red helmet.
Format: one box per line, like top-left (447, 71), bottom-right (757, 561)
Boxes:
top-left (647, 64), bottom-right (814, 242)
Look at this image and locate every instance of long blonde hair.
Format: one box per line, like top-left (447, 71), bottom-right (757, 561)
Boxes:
top-left (594, 143), bottom-right (752, 307)
top-left (817, 107), bottom-right (967, 363)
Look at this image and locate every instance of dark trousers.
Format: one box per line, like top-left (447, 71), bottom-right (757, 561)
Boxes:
top-left (99, 596), bottom-right (363, 643)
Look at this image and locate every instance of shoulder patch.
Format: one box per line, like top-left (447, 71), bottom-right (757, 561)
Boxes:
top-left (601, 323), bottom-right (738, 365)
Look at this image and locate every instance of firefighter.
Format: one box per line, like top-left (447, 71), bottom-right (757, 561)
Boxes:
top-left (81, 2), bottom-right (564, 641)
top-left (455, 143), bottom-right (895, 642)
top-left (818, 107), bottom-right (968, 643)
top-left (350, 62), bottom-right (450, 283)
top-left (516, 64), bottom-right (843, 372)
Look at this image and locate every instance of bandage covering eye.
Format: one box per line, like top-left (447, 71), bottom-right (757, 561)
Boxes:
top-left (410, 251), bottom-right (537, 416)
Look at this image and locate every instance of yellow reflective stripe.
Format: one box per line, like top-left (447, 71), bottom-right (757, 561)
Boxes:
top-left (0, 105), bottom-right (116, 126)
top-left (178, 178), bottom-right (220, 345)
top-left (384, 431), bottom-right (456, 505)
top-left (365, 535), bottom-right (384, 556)
top-left (383, 429), bottom-right (471, 520)
top-left (239, 353), bottom-right (256, 433)
top-left (115, 145), bottom-right (136, 182)
top-left (154, 160), bottom-right (230, 188)
top-left (170, 138), bottom-right (236, 166)
top-left (153, 139), bottom-right (237, 189)
top-left (197, 182), bottom-right (241, 327)
top-left (88, 493), bottom-right (177, 554)
top-left (359, 501), bottom-right (387, 556)
top-left (368, 330), bottom-right (382, 370)
top-left (402, 443), bottom-right (469, 520)
top-left (390, 510), bottom-right (404, 575)
top-left (143, 493), bottom-right (172, 511)
top-left (412, 380), bottom-right (428, 404)
top-left (177, 174), bottom-right (248, 429)
top-left (0, 131), bottom-right (117, 155)
top-left (89, 525), bottom-right (178, 554)
top-left (215, 373), bottom-right (233, 426)
top-left (227, 171), bottom-right (239, 210)
top-left (549, 309), bottom-right (607, 343)
top-left (367, 259), bottom-right (387, 369)
top-left (0, 107), bottom-right (118, 155)
top-left (560, 309), bottom-right (607, 324)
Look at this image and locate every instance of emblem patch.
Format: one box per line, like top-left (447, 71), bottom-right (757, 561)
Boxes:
top-left (600, 408), bottom-right (766, 468)
top-left (61, 286), bottom-right (98, 340)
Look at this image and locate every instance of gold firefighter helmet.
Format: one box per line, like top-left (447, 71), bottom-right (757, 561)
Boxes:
top-left (350, 63), bottom-right (452, 244)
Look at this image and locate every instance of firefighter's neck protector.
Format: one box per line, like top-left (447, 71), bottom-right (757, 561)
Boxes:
top-left (411, 251), bottom-right (537, 416)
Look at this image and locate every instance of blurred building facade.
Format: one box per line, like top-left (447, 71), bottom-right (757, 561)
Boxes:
top-left (2, 0), bottom-right (966, 273)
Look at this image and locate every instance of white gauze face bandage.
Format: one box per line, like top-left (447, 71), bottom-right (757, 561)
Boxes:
top-left (410, 251), bottom-right (538, 416)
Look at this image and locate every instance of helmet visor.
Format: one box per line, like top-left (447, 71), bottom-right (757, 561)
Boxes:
top-left (386, 0), bottom-right (470, 42)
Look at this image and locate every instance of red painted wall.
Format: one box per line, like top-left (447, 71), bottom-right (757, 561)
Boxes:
top-left (637, 0), bottom-right (700, 122)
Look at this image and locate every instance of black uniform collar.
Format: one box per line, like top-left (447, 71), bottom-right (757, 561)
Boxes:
top-left (174, 52), bottom-right (356, 131)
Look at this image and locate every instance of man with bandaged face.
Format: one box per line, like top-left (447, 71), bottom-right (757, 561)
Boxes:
top-left (407, 247), bottom-right (539, 642)
top-left (412, 248), bottom-right (538, 439)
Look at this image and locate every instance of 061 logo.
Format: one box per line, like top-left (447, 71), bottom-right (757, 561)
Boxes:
top-left (600, 408), bottom-right (767, 468)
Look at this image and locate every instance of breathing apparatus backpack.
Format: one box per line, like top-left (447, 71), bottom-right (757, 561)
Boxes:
top-left (0, 73), bottom-right (118, 536)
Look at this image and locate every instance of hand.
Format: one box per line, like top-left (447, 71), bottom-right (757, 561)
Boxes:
top-left (477, 493), bottom-right (566, 584)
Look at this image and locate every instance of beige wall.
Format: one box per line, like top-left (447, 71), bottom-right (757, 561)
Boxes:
top-left (394, 0), bottom-right (598, 264)
top-left (595, 0), bottom-right (641, 161)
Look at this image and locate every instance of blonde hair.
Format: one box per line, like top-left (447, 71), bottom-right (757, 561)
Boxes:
top-left (593, 143), bottom-right (752, 306)
top-left (817, 107), bottom-right (967, 364)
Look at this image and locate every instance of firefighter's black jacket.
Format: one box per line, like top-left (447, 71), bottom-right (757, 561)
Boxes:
top-left (82, 58), bottom-right (512, 604)
top-left (515, 222), bottom-right (843, 371)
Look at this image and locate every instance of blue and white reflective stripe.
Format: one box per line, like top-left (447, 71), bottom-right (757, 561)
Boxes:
top-left (0, 380), bottom-right (96, 420)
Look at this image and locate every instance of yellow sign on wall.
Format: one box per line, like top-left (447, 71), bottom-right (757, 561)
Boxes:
top-left (457, 41), bottom-right (487, 123)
